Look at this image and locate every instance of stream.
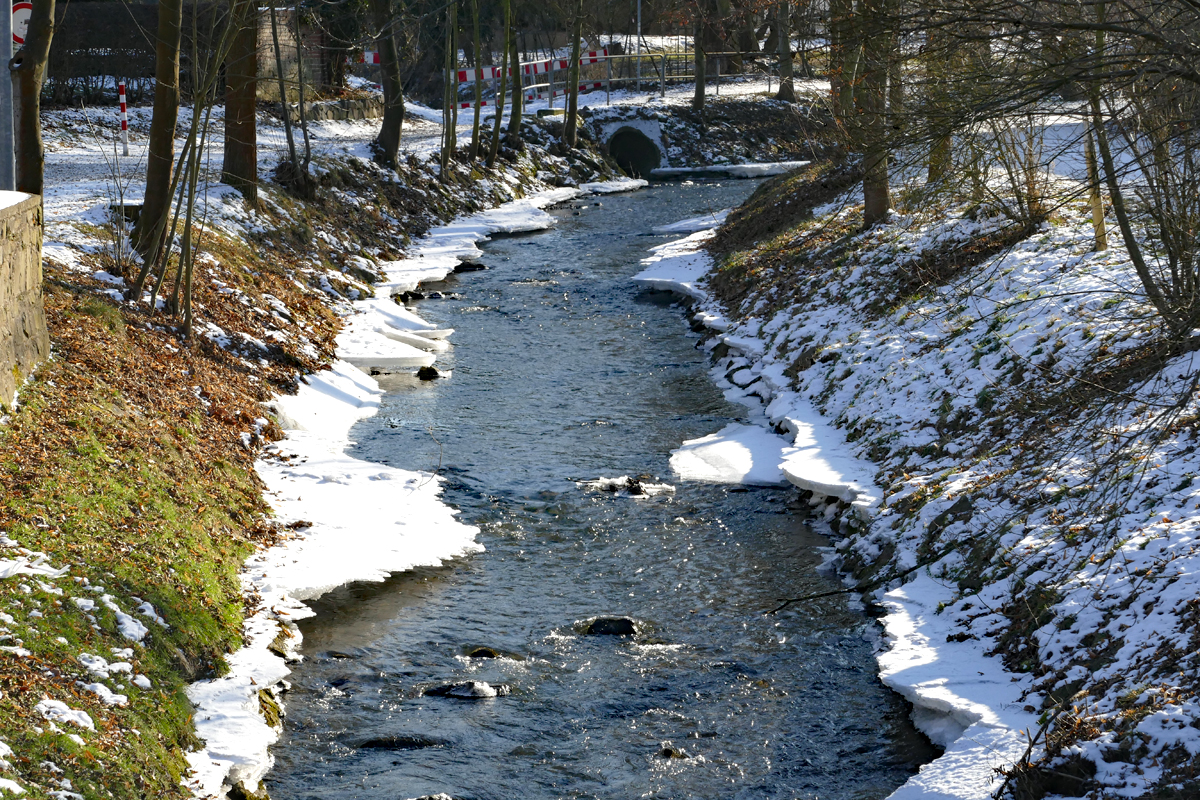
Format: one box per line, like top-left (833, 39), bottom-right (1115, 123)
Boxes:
top-left (266, 180), bottom-right (935, 800)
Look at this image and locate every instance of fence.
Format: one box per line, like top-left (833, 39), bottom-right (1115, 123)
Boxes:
top-left (449, 47), bottom-right (782, 110)
top-left (41, 3), bottom-right (336, 107)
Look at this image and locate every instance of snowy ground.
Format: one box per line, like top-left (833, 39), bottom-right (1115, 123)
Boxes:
top-left (24, 79), bottom-right (832, 800)
top-left (633, 141), bottom-right (1200, 796)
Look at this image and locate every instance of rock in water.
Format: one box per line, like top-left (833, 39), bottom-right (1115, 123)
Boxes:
top-left (658, 743), bottom-right (690, 759)
top-left (358, 735), bottom-right (446, 750)
top-left (454, 260), bottom-right (487, 273)
top-left (228, 781), bottom-right (270, 800)
top-left (424, 681), bottom-right (511, 699)
top-left (417, 366), bottom-right (440, 381)
top-left (583, 617), bottom-right (638, 636)
top-left (468, 646), bottom-right (500, 659)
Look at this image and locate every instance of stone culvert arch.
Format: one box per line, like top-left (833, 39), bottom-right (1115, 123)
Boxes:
top-left (607, 126), bottom-right (662, 178)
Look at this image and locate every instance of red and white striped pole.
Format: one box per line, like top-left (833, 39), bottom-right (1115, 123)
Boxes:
top-left (118, 80), bottom-right (129, 156)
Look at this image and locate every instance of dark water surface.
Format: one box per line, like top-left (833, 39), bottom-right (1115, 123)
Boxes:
top-left (267, 181), bottom-right (933, 800)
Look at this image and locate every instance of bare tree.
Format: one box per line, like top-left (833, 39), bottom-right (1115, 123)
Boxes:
top-left (505, 29), bottom-right (523, 148)
top-left (776, 1), bottom-right (795, 102)
top-left (487, 0), bottom-right (511, 167)
top-left (9, 0), bottom-right (53, 195)
top-left (563, 0), bottom-right (584, 147)
top-left (222, 0), bottom-right (258, 205)
top-left (132, 0), bottom-right (183, 263)
top-left (371, 0), bottom-right (406, 168)
top-left (468, 0), bottom-right (484, 159)
top-left (858, 0), bottom-right (893, 227)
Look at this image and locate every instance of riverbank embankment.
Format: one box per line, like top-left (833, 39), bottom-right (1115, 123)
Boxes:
top-left (0, 89), bottom-right (825, 800)
top-left (0, 104), bottom-right (629, 800)
top-left (635, 161), bottom-right (1200, 799)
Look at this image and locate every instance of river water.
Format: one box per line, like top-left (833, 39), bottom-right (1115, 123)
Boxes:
top-left (266, 181), bottom-right (934, 800)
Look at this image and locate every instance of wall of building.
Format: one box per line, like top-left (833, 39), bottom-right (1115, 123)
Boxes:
top-left (0, 194), bottom-right (49, 410)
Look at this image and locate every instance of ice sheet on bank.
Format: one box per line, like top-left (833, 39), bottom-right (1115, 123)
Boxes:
top-left (187, 360), bottom-right (482, 798)
top-left (771, 396), bottom-right (882, 516)
top-left (377, 186), bottom-right (581, 293)
top-left (879, 573), bottom-right (1038, 799)
top-left (579, 177), bottom-right (648, 194)
top-left (631, 229), bottom-right (719, 301)
top-left (652, 209), bottom-right (730, 234)
top-left (670, 423), bottom-right (791, 485)
top-left (650, 160), bottom-right (810, 179)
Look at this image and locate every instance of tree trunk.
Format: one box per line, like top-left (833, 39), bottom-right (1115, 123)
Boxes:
top-left (468, 0), bottom-right (483, 159)
top-left (294, 4), bottom-right (313, 187)
top-left (440, 4), bottom-right (457, 179)
top-left (132, 0), bottom-right (182, 262)
top-left (692, 14), bottom-right (706, 113)
top-left (927, 134), bottom-right (951, 183)
top-left (486, 0), bottom-right (510, 167)
top-left (10, 0), bottom-right (53, 196)
top-left (269, 6), bottom-right (299, 177)
top-left (829, 0), bottom-right (853, 127)
top-left (222, 0), bottom-right (257, 204)
top-left (1085, 125), bottom-right (1107, 251)
top-left (371, 0), bottom-right (405, 169)
top-left (859, 0), bottom-right (890, 228)
top-left (775, 1), bottom-right (795, 102)
top-left (563, 0), bottom-right (583, 147)
top-left (505, 31), bottom-right (523, 148)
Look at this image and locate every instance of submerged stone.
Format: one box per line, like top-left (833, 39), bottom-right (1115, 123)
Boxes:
top-left (582, 617), bottom-right (638, 636)
top-left (424, 680), bottom-right (511, 699)
top-left (359, 735), bottom-right (447, 750)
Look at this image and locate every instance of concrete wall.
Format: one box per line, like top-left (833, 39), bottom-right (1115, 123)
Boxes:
top-left (0, 193), bottom-right (49, 410)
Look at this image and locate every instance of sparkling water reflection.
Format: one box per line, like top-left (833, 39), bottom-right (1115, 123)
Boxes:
top-left (266, 181), bottom-right (935, 800)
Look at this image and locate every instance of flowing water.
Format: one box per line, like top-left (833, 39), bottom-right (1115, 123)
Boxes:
top-left (267, 181), bottom-right (935, 800)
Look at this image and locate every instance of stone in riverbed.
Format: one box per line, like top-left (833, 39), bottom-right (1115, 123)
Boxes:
top-left (424, 680), bottom-right (511, 699)
top-left (657, 743), bottom-right (690, 759)
top-left (417, 366), bottom-right (441, 380)
top-left (582, 616), bottom-right (638, 636)
top-left (358, 735), bottom-right (447, 750)
top-left (467, 646), bottom-right (500, 658)
top-left (228, 781), bottom-right (270, 800)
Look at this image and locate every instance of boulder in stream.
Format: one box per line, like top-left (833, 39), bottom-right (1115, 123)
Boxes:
top-left (358, 734), bottom-right (447, 750)
top-left (467, 646), bottom-right (500, 659)
top-left (424, 680), bottom-right (511, 699)
top-left (657, 742), bottom-right (690, 759)
top-left (581, 616), bottom-right (638, 636)
top-left (417, 366), bottom-right (441, 381)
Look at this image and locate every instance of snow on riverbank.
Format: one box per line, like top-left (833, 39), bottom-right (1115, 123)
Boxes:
top-left (184, 178), bottom-right (645, 798)
top-left (634, 216), bottom-right (1038, 799)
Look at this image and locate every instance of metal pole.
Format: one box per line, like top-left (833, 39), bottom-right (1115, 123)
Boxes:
top-left (635, 0), bottom-right (641, 92)
top-left (605, 51), bottom-right (611, 105)
top-left (0, 4), bottom-right (14, 191)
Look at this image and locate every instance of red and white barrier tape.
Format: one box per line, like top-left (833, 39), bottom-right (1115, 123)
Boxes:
top-left (521, 48), bottom-right (608, 77)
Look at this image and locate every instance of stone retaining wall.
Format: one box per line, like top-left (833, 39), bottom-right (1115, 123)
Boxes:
top-left (271, 96), bottom-right (385, 123)
top-left (0, 194), bottom-right (49, 410)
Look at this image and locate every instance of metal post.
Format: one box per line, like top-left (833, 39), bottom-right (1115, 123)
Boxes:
top-left (0, 4), bottom-right (13, 191)
top-left (606, 52), bottom-right (611, 105)
top-left (548, 61), bottom-right (555, 109)
top-left (635, 0), bottom-right (642, 92)
top-left (659, 56), bottom-right (664, 97)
